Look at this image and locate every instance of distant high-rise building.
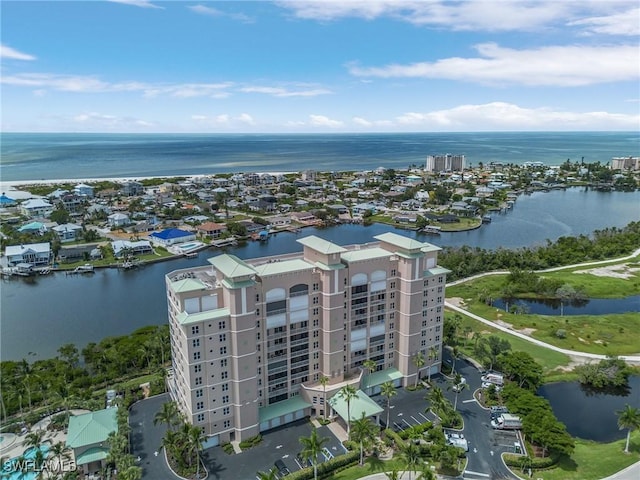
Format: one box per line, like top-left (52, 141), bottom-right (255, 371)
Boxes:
top-left (166, 232), bottom-right (449, 443)
top-left (610, 157), bottom-right (640, 171)
top-left (425, 154), bottom-right (466, 172)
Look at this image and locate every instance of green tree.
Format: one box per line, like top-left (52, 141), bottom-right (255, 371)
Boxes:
top-left (400, 441), bottom-right (422, 480)
top-left (617, 404), bottom-right (640, 453)
top-left (412, 352), bottom-right (425, 388)
top-left (154, 401), bottom-right (180, 432)
top-left (49, 209), bottom-right (71, 224)
top-left (426, 346), bottom-right (438, 384)
top-left (350, 412), bottom-right (378, 465)
top-left (363, 359), bottom-right (377, 391)
top-left (447, 372), bottom-right (469, 411)
top-left (381, 381), bottom-right (397, 430)
top-left (299, 428), bottom-right (329, 480)
top-left (256, 467), bottom-right (279, 480)
top-left (499, 351), bottom-right (542, 390)
top-left (338, 385), bottom-right (358, 437)
top-left (319, 375), bottom-right (329, 421)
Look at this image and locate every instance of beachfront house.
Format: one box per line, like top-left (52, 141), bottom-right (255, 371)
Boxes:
top-left (149, 228), bottom-right (196, 247)
top-left (0, 193), bottom-right (17, 207)
top-left (111, 239), bottom-right (153, 257)
top-left (5, 242), bottom-right (52, 267)
top-left (74, 183), bottom-right (95, 198)
top-left (66, 408), bottom-right (118, 477)
top-left (19, 198), bottom-right (54, 219)
top-left (120, 181), bottom-right (144, 196)
top-left (52, 223), bottom-right (84, 243)
top-left (196, 221), bottom-right (227, 239)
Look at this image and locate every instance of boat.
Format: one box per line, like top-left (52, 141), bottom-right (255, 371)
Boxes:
top-left (482, 215), bottom-right (492, 224)
top-left (68, 264), bottom-right (95, 274)
top-left (38, 267), bottom-right (52, 275)
top-left (184, 252), bottom-right (198, 259)
top-left (421, 226), bottom-right (442, 235)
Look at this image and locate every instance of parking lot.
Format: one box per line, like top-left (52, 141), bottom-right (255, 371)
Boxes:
top-left (201, 419), bottom-right (345, 480)
top-left (375, 386), bottom-right (437, 432)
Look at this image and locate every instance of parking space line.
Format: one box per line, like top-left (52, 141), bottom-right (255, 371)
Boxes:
top-left (402, 419), bottom-right (413, 428)
top-left (410, 415), bottom-right (421, 425)
top-left (393, 422), bottom-right (404, 431)
top-left (419, 412), bottom-right (430, 422)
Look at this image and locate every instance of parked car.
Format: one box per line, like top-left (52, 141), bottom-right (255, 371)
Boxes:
top-left (274, 459), bottom-right (291, 477)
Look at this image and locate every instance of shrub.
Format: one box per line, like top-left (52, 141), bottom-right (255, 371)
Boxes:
top-left (398, 421), bottom-right (433, 440)
top-left (221, 442), bottom-right (235, 455)
top-left (555, 329), bottom-right (566, 339)
top-left (239, 434), bottom-right (262, 449)
top-left (383, 428), bottom-right (406, 448)
top-left (503, 453), bottom-right (559, 469)
top-left (285, 451), bottom-right (359, 480)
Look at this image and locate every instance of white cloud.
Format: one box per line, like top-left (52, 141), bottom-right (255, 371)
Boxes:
top-left (237, 113), bottom-right (255, 125)
top-left (1, 44), bottom-right (36, 61)
top-left (348, 43), bottom-right (639, 86)
top-left (71, 112), bottom-right (155, 129)
top-left (568, 7), bottom-right (640, 36)
top-left (352, 116), bottom-right (393, 127)
top-left (277, 0), bottom-right (635, 33)
top-left (109, 0), bottom-right (164, 9)
top-left (189, 4), bottom-right (254, 23)
top-left (191, 113), bottom-right (256, 126)
top-left (393, 102), bottom-right (640, 130)
top-left (309, 114), bottom-right (343, 127)
top-left (240, 85), bottom-right (332, 97)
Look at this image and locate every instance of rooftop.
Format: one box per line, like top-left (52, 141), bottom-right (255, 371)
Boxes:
top-left (67, 408), bottom-right (118, 449)
top-left (208, 254), bottom-right (256, 279)
top-left (297, 235), bottom-right (347, 255)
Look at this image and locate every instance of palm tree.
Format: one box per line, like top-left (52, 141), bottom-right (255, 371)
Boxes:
top-left (447, 373), bottom-right (468, 411)
top-left (49, 441), bottom-right (71, 476)
top-left (338, 385), bottom-right (358, 437)
top-left (299, 428), bottom-right (329, 480)
top-left (450, 346), bottom-right (461, 375)
top-left (187, 424), bottom-right (205, 478)
top-left (154, 401), bottom-right (179, 432)
top-left (350, 412), bottom-right (378, 465)
top-left (319, 375), bottom-right (329, 421)
top-left (381, 381), bottom-right (397, 429)
top-left (426, 386), bottom-right (447, 417)
top-left (412, 352), bottom-right (425, 388)
top-left (24, 430), bottom-right (46, 450)
top-left (400, 441), bottom-right (422, 480)
top-left (617, 404), bottom-right (640, 453)
top-left (385, 470), bottom-right (401, 480)
top-left (427, 346), bottom-right (438, 384)
top-left (256, 467), bottom-right (279, 480)
top-left (118, 465), bottom-right (143, 480)
top-left (362, 359), bottom-right (377, 392)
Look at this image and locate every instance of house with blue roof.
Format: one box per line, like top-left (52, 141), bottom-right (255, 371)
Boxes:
top-left (0, 193), bottom-right (16, 207)
top-left (148, 228), bottom-right (196, 247)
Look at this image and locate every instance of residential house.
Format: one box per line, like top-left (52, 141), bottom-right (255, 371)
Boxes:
top-left (268, 216), bottom-right (291, 227)
top-left (121, 181), bottom-right (144, 196)
top-left (74, 183), bottom-right (95, 198)
top-left (108, 212), bottom-right (131, 228)
top-left (17, 221), bottom-right (48, 235)
top-left (19, 199), bottom-right (54, 218)
top-left (5, 242), bottom-right (52, 266)
top-left (66, 408), bottom-right (118, 477)
top-left (327, 204), bottom-right (349, 215)
top-left (290, 211), bottom-right (316, 223)
top-left (0, 194), bottom-right (17, 207)
top-left (352, 203), bottom-right (377, 217)
top-left (149, 228), bottom-right (196, 247)
top-left (58, 245), bottom-right (99, 264)
top-left (197, 222), bottom-right (228, 239)
top-left (111, 240), bottom-right (153, 257)
top-left (52, 223), bottom-right (84, 243)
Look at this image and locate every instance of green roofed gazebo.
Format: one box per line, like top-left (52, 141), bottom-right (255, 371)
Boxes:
top-left (328, 390), bottom-right (383, 426)
top-left (66, 408), bottom-right (118, 476)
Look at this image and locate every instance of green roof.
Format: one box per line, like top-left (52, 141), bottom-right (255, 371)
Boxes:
top-left (297, 236), bottom-right (347, 255)
top-left (361, 368), bottom-right (404, 390)
top-left (329, 390), bottom-right (383, 421)
top-left (341, 247), bottom-right (392, 263)
top-left (424, 267), bottom-right (451, 277)
top-left (254, 258), bottom-right (313, 276)
top-left (75, 446), bottom-right (109, 465)
top-left (208, 254), bottom-right (256, 279)
top-left (67, 408), bottom-right (118, 449)
top-left (314, 261), bottom-right (346, 271)
top-left (374, 232), bottom-right (429, 252)
top-left (259, 396), bottom-right (312, 423)
top-left (177, 307), bottom-right (230, 326)
top-left (172, 278), bottom-right (207, 293)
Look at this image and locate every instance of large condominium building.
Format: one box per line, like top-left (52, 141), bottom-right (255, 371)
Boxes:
top-left (425, 154), bottom-right (466, 172)
top-left (610, 156), bottom-right (640, 171)
top-left (166, 232), bottom-right (449, 445)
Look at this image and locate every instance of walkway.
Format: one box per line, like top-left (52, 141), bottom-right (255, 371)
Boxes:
top-left (445, 247), bottom-right (640, 366)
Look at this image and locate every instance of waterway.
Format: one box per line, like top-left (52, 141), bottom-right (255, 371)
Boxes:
top-left (1, 188), bottom-right (638, 361)
top-left (538, 376), bottom-right (640, 442)
top-left (492, 295), bottom-right (640, 316)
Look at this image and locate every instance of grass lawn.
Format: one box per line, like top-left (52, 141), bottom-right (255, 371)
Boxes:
top-left (516, 431), bottom-right (640, 480)
top-left (448, 312), bottom-right (571, 374)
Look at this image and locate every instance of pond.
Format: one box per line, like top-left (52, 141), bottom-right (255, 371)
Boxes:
top-left (492, 295), bottom-right (640, 316)
top-left (538, 376), bottom-right (640, 442)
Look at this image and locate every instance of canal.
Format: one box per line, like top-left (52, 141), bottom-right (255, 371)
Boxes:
top-left (1, 188), bottom-right (639, 360)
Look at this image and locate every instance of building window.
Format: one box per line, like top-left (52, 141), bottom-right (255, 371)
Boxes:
top-left (194, 365), bottom-right (202, 373)
top-left (256, 308), bottom-right (260, 316)
top-left (222, 383), bottom-right (229, 391)
top-left (390, 281), bottom-right (396, 289)
top-left (218, 321), bottom-right (226, 329)
top-left (437, 297), bottom-right (442, 303)
top-left (421, 340), bottom-right (427, 347)
top-left (192, 338), bottom-right (200, 348)
top-left (196, 401), bottom-right (204, 410)
top-left (438, 286), bottom-right (443, 293)
top-left (389, 343), bottom-right (394, 349)
top-left (197, 413), bottom-right (205, 422)
top-left (313, 297), bottom-right (319, 305)
top-left (423, 279), bottom-right (428, 287)
top-left (391, 269), bottom-right (396, 276)
top-left (313, 330), bottom-right (319, 338)
top-left (222, 395), bottom-right (229, 404)
top-left (390, 292), bottom-right (395, 299)
top-left (390, 312), bottom-right (395, 319)
top-left (438, 276), bottom-right (444, 283)
top-left (223, 407), bottom-right (230, 415)
top-left (223, 420), bottom-right (231, 428)
top-left (256, 332), bottom-right (261, 340)
top-left (193, 351), bottom-right (201, 361)
top-left (436, 306), bottom-right (442, 313)
top-left (389, 333), bottom-right (394, 339)
top-left (435, 335), bottom-right (440, 342)
top-left (196, 389), bottom-right (203, 398)
top-left (313, 308), bottom-right (319, 316)
top-left (313, 283), bottom-right (319, 291)
top-left (195, 377), bottom-right (203, 386)
top-left (191, 326), bottom-right (199, 335)
top-left (219, 333), bottom-right (226, 342)
top-left (313, 341), bottom-right (319, 349)
top-left (221, 371), bottom-right (228, 380)
top-left (313, 318), bottom-right (319, 327)
top-left (220, 359), bottom-right (228, 368)
top-left (389, 322), bottom-right (394, 329)
top-left (422, 319), bottom-right (427, 327)
top-left (220, 346), bottom-right (227, 355)
top-left (390, 303), bottom-right (395, 309)
top-left (256, 294), bottom-right (260, 302)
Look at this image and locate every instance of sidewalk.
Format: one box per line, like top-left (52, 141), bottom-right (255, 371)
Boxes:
top-left (599, 461), bottom-right (640, 480)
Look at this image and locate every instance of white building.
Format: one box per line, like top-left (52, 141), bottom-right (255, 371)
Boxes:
top-left (5, 242), bottom-right (52, 266)
top-left (425, 154), bottom-right (466, 172)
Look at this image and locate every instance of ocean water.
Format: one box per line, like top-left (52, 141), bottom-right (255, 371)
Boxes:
top-left (1, 131), bottom-right (638, 182)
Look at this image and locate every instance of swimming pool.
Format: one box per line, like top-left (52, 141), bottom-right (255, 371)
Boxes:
top-left (2, 444), bottom-right (51, 480)
top-left (176, 241), bottom-right (203, 252)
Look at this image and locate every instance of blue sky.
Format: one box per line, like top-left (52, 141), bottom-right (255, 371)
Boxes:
top-left (1, 0), bottom-right (639, 133)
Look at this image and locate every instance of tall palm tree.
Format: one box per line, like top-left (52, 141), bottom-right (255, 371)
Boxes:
top-left (381, 381), bottom-right (397, 430)
top-left (427, 346), bottom-right (438, 384)
top-left (412, 352), bottom-right (425, 388)
top-left (426, 386), bottom-right (447, 417)
top-left (338, 385), bottom-right (358, 437)
top-left (318, 376), bottom-right (329, 421)
top-left (350, 412), bottom-right (378, 465)
top-left (450, 346), bottom-right (461, 375)
top-left (118, 465), bottom-right (143, 480)
top-left (385, 470), bottom-right (401, 480)
top-left (24, 430), bottom-right (46, 450)
top-left (362, 359), bottom-right (377, 392)
top-left (400, 441), bottom-right (422, 480)
top-left (256, 467), bottom-right (279, 480)
top-left (187, 425), bottom-right (205, 478)
top-left (154, 401), bottom-right (179, 432)
top-left (49, 441), bottom-right (71, 476)
top-left (447, 373), bottom-right (468, 411)
top-left (617, 404), bottom-right (640, 453)
top-left (299, 428), bottom-right (329, 480)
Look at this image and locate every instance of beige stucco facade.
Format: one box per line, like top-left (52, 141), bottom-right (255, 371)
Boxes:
top-left (166, 232), bottom-right (449, 444)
